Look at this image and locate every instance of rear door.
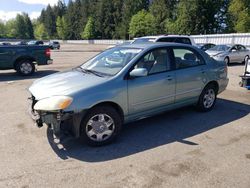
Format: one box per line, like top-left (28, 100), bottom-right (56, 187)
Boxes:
top-left (171, 47), bottom-right (208, 103)
top-left (127, 47), bottom-right (176, 115)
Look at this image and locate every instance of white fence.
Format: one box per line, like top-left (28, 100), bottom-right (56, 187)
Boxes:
top-left (2, 33), bottom-right (250, 46)
top-left (192, 33), bottom-right (250, 46)
top-left (65, 33), bottom-right (250, 47)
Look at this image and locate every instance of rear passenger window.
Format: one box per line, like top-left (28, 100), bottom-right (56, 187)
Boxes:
top-left (173, 48), bottom-right (204, 69)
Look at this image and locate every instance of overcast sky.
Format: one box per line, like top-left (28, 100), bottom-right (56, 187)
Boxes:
top-left (0, 0), bottom-right (68, 21)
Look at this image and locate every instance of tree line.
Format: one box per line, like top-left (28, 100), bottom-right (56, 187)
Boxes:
top-left (0, 0), bottom-right (250, 40)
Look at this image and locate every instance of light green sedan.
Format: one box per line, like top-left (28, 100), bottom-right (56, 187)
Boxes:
top-left (29, 43), bottom-right (229, 146)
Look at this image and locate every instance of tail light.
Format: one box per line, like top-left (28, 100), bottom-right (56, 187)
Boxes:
top-left (45, 48), bottom-right (51, 57)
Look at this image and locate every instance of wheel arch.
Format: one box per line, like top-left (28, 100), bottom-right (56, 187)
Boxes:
top-left (90, 101), bottom-right (124, 122)
top-left (14, 56), bottom-right (36, 70)
top-left (205, 81), bottom-right (219, 94)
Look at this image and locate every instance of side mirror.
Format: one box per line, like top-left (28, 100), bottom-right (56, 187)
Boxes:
top-left (231, 49), bottom-right (237, 52)
top-left (130, 68), bottom-right (148, 77)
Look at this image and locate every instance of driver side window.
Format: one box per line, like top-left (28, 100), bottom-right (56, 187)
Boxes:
top-left (135, 48), bottom-right (171, 75)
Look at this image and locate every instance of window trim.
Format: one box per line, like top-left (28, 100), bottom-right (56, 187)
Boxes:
top-left (169, 46), bottom-right (206, 70)
top-left (125, 47), bottom-right (175, 79)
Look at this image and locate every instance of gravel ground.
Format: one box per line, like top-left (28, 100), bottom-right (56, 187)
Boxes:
top-left (0, 44), bottom-right (249, 188)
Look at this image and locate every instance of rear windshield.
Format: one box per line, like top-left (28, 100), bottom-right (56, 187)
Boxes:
top-left (133, 38), bottom-right (156, 44)
top-left (157, 37), bottom-right (192, 45)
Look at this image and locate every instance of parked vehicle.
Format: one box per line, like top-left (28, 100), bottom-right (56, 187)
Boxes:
top-left (49, 41), bottom-right (60, 50)
top-left (15, 41), bottom-right (27, 45)
top-left (0, 45), bottom-right (52, 75)
top-left (132, 35), bottom-right (196, 45)
top-left (0, 42), bottom-right (11, 46)
top-left (108, 35), bottom-right (196, 49)
top-left (197, 43), bottom-right (216, 51)
top-left (206, 44), bottom-right (250, 65)
top-left (27, 40), bottom-right (44, 45)
top-left (28, 43), bottom-right (228, 146)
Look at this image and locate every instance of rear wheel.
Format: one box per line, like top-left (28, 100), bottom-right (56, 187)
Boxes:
top-left (16, 60), bottom-right (35, 76)
top-left (196, 84), bottom-right (217, 112)
top-left (80, 105), bottom-right (122, 146)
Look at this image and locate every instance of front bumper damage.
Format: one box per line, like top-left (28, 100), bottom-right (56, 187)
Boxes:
top-left (28, 95), bottom-right (84, 138)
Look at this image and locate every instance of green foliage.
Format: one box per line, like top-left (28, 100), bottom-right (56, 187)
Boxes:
top-left (165, 0), bottom-right (228, 35)
top-left (149, 0), bottom-right (173, 33)
top-left (228, 0), bottom-right (250, 32)
top-left (34, 23), bottom-right (48, 40)
top-left (23, 13), bottom-right (34, 39)
top-left (5, 20), bottom-right (17, 38)
top-left (129, 10), bottom-right (156, 37)
top-left (0, 21), bottom-right (5, 38)
top-left (81, 17), bottom-right (95, 39)
top-left (56, 16), bottom-right (67, 40)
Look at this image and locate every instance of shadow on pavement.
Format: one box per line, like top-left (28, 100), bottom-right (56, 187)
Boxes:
top-left (0, 70), bottom-right (58, 82)
top-left (47, 98), bottom-right (250, 162)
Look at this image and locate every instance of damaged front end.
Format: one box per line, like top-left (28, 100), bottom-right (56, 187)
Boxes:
top-left (28, 95), bottom-right (84, 138)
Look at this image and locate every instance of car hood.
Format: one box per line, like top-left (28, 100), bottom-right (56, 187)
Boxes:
top-left (206, 50), bottom-right (226, 56)
top-left (29, 69), bottom-right (109, 100)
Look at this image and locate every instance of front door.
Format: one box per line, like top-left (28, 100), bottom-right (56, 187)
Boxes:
top-left (128, 48), bottom-right (176, 115)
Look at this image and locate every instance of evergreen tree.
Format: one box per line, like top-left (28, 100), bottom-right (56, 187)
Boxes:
top-left (23, 13), bottom-right (34, 39)
top-left (65, 0), bottom-right (83, 39)
top-left (15, 14), bottom-right (27, 39)
top-left (44, 5), bottom-right (57, 38)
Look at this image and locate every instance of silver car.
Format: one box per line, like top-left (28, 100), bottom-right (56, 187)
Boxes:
top-left (206, 44), bottom-right (250, 65)
top-left (28, 43), bottom-right (228, 146)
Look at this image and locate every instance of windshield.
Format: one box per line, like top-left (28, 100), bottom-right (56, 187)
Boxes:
top-left (133, 38), bottom-right (156, 44)
top-left (80, 47), bottom-right (142, 76)
top-left (209, 45), bottom-right (231, 51)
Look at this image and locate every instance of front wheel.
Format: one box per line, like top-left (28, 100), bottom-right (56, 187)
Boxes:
top-left (16, 60), bottom-right (35, 76)
top-left (196, 84), bottom-right (217, 112)
top-left (80, 106), bottom-right (122, 146)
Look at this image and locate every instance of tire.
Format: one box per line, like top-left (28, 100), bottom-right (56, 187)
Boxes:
top-left (80, 105), bottom-right (122, 146)
top-left (16, 60), bottom-right (35, 76)
top-left (224, 57), bottom-right (230, 65)
top-left (244, 55), bottom-right (249, 64)
top-left (196, 84), bottom-right (217, 112)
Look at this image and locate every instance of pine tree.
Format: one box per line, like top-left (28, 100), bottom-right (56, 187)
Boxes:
top-left (23, 13), bottom-right (34, 39)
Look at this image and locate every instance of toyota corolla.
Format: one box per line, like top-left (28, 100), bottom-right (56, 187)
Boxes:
top-left (28, 43), bottom-right (228, 146)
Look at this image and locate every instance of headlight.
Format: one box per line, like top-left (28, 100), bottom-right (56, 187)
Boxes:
top-left (34, 96), bottom-right (73, 111)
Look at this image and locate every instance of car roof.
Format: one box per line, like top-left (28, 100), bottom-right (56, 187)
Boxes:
top-left (136, 35), bottom-right (192, 39)
top-left (120, 42), bottom-right (196, 50)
